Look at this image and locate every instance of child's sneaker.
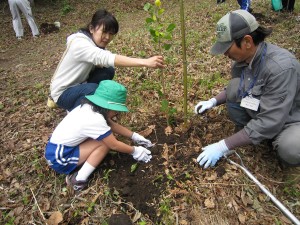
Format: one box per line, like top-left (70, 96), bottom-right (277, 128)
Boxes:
top-left (66, 172), bottom-right (88, 192)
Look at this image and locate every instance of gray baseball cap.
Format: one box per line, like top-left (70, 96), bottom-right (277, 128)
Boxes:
top-left (210, 10), bottom-right (259, 55)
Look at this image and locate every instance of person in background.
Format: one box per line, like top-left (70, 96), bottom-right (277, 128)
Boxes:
top-left (237, 0), bottom-right (252, 12)
top-left (282, 0), bottom-right (295, 12)
top-left (45, 80), bottom-right (154, 192)
top-left (8, 0), bottom-right (39, 40)
top-left (217, 0), bottom-right (252, 13)
top-left (194, 10), bottom-right (300, 181)
top-left (49, 9), bottom-right (165, 112)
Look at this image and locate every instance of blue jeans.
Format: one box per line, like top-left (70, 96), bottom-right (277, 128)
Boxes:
top-left (57, 66), bottom-right (114, 111)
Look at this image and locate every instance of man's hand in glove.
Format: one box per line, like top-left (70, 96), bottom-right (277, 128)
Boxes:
top-left (132, 132), bottom-right (154, 148)
top-left (131, 146), bottom-right (152, 163)
top-left (197, 140), bottom-right (229, 169)
top-left (194, 98), bottom-right (217, 114)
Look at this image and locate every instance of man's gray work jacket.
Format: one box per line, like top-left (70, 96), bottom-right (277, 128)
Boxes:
top-left (229, 42), bottom-right (300, 145)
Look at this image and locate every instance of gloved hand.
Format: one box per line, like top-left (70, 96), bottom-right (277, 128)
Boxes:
top-left (197, 140), bottom-right (229, 169)
top-left (131, 146), bottom-right (152, 163)
top-left (131, 132), bottom-right (154, 148)
top-left (194, 98), bottom-right (217, 114)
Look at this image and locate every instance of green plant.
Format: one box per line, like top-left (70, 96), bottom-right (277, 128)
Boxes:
top-left (103, 169), bottom-right (114, 183)
top-left (166, 173), bottom-right (174, 180)
top-left (158, 198), bottom-right (175, 224)
top-left (73, 209), bottom-right (81, 217)
top-left (160, 99), bottom-right (177, 126)
top-left (87, 202), bottom-right (95, 213)
top-left (144, 0), bottom-right (176, 126)
top-left (153, 174), bottom-right (164, 183)
top-left (131, 163), bottom-right (138, 173)
top-left (2, 211), bottom-right (15, 225)
top-left (61, 0), bottom-right (73, 15)
top-left (144, 1), bottom-right (176, 53)
top-left (197, 72), bottom-right (228, 96)
top-left (102, 221), bottom-right (109, 225)
top-left (185, 172), bottom-right (191, 179)
top-left (104, 187), bottom-right (111, 197)
top-left (22, 195), bottom-right (30, 205)
top-left (283, 182), bottom-right (300, 198)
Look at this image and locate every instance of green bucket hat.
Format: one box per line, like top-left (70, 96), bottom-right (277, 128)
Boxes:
top-left (85, 80), bottom-right (129, 112)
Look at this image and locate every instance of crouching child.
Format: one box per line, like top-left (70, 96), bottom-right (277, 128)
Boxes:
top-left (45, 80), bottom-right (153, 192)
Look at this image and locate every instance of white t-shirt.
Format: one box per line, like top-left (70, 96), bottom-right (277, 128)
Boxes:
top-left (50, 104), bottom-right (111, 146)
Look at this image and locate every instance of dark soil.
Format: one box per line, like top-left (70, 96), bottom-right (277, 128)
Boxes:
top-left (94, 113), bottom-right (234, 224)
top-left (98, 117), bottom-right (193, 222)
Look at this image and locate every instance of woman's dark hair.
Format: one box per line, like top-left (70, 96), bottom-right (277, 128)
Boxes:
top-left (80, 9), bottom-right (119, 36)
top-left (234, 26), bottom-right (272, 48)
top-left (81, 98), bottom-right (110, 123)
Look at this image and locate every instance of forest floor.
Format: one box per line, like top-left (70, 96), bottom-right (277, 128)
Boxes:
top-left (0, 0), bottom-right (299, 224)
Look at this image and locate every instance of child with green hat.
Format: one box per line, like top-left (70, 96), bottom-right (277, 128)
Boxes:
top-left (45, 80), bottom-right (153, 192)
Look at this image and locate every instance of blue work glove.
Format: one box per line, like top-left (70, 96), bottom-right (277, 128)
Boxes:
top-left (131, 132), bottom-right (154, 148)
top-left (131, 146), bottom-right (152, 163)
top-left (194, 98), bottom-right (217, 114)
top-left (197, 140), bottom-right (229, 169)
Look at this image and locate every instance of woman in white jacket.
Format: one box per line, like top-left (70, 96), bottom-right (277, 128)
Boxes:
top-left (50, 9), bottom-right (165, 112)
top-left (8, 0), bottom-right (39, 39)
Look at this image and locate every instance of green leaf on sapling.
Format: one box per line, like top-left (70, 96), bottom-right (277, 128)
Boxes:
top-left (166, 23), bottom-right (176, 32)
top-left (144, 3), bottom-right (151, 11)
top-left (146, 17), bottom-right (154, 24)
top-left (163, 43), bottom-right (172, 50)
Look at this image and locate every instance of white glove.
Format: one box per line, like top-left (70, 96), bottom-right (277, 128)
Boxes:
top-left (131, 146), bottom-right (152, 163)
top-left (131, 132), bottom-right (154, 148)
top-left (194, 98), bottom-right (217, 114)
top-left (197, 140), bottom-right (229, 169)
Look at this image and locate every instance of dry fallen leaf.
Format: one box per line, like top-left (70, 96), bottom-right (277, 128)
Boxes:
top-left (81, 217), bottom-right (89, 225)
top-left (205, 172), bottom-right (217, 181)
top-left (238, 213), bottom-right (246, 224)
top-left (204, 197), bottom-right (215, 208)
top-left (13, 206), bottom-right (24, 216)
top-left (46, 211), bottom-right (63, 225)
top-left (138, 125), bottom-right (155, 137)
top-left (162, 143), bottom-right (169, 162)
top-left (40, 198), bottom-right (51, 211)
top-left (227, 198), bottom-right (240, 212)
top-left (132, 210), bottom-right (142, 223)
top-left (165, 126), bottom-right (172, 136)
top-left (179, 219), bottom-right (188, 225)
top-left (280, 215), bottom-right (292, 224)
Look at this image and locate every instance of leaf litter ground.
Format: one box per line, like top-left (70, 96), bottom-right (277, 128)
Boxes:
top-left (0, 0), bottom-right (299, 224)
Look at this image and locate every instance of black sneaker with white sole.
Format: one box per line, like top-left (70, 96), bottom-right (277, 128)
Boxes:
top-left (66, 171), bottom-right (88, 192)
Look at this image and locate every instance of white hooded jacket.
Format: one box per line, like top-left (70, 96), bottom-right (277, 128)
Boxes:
top-left (50, 32), bottom-right (116, 102)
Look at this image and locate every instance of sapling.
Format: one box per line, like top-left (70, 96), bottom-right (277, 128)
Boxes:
top-left (144, 0), bottom-right (176, 126)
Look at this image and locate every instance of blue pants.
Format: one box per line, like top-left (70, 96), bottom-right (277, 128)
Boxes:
top-left (237, 0), bottom-right (251, 11)
top-left (45, 142), bottom-right (79, 174)
top-left (57, 66), bottom-right (115, 111)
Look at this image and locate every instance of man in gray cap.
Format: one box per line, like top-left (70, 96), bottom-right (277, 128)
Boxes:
top-left (194, 10), bottom-right (300, 181)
